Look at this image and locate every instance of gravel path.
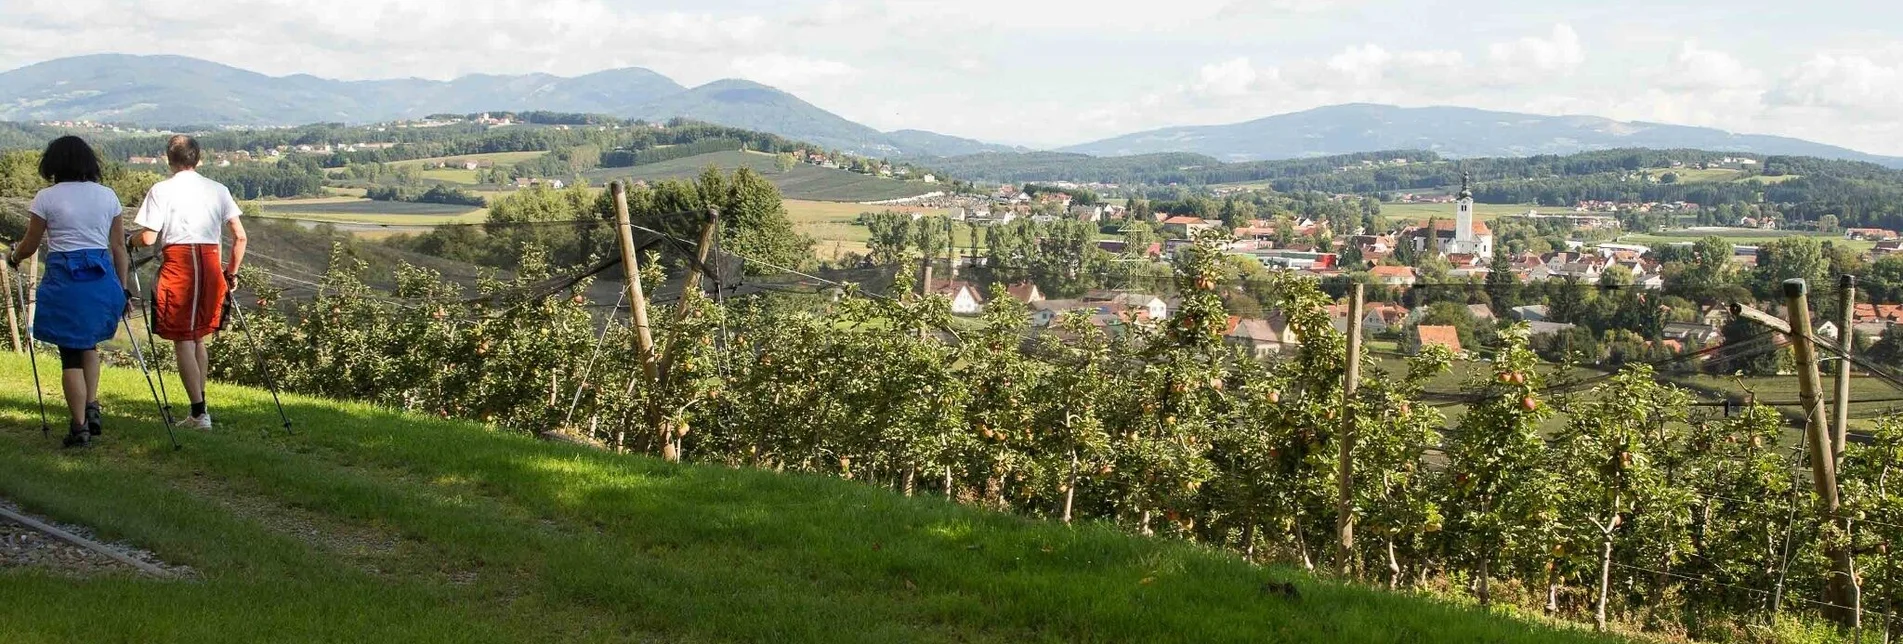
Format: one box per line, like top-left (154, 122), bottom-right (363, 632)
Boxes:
top-left (0, 499), bottom-right (195, 579)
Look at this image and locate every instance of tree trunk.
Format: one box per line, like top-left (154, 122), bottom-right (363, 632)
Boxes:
top-left (1477, 557), bottom-right (1492, 607)
top-left (1241, 522), bottom-right (1257, 562)
top-left (944, 466), bottom-right (954, 497)
top-left (1596, 527), bottom-right (1615, 632)
top-left (1140, 510), bottom-right (1153, 536)
top-left (902, 467), bottom-right (916, 497)
top-left (1297, 523), bottom-right (1315, 572)
top-left (1062, 450), bottom-right (1078, 524)
top-left (1387, 536), bottom-right (1402, 590)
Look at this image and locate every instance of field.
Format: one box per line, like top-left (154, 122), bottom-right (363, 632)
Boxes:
top-left (1381, 202), bottom-right (1535, 225)
top-left (1618, 229), bottom-right (1875, 252)
top-left (252, 196), bottom-right (489, 226)
top-left (0, 354), bottom-right (1618, 643)
top-left (1750, 174), bottom-right (1804, 184)
top-left (786, 199), bottom-right (964, 261)
top-left (583, 151), bottom-right (939, 203)
top-left (1650, 167), bottom-right (1742, 183)
top-left (421, 168), bottom-right (481, 184)
top-left (385, 151), bottom-right (549, 170)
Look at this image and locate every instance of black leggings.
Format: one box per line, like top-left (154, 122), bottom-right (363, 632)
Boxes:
top-left (58, 346), bottom-right (95, 370)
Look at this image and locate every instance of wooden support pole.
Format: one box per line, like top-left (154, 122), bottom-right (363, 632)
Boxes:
top-left (1782, 279), bottom-right (1856, 627)
top-left (1335, 282), bottom-right (1365, 577)
top-left (1834, 274), bottom-right (1855, 460)
top-left (653, 206), bottom-right (722, 460)
top-left (23, 255), bottom-right (38, 337)
top-left (610, 182), bottom-right (663, 457)
top-left (1, 254), bottom-right (20, 352)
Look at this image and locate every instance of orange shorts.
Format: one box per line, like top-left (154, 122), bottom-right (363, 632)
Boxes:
top-left (154, 244), bottom-right (228, 342)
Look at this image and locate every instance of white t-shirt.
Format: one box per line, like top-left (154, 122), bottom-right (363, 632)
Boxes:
top-left (28, 181), bottom-right (122, 253)
top-left (133, 170), bottom-right (242, 246)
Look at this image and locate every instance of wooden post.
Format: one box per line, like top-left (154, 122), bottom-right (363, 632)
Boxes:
top-left (23, 255), bottom-right (38, 336)
top-left (1335, 282), bottom-right (1365, 577)
top-left (1783, 279), bottom-right (1856, 626)
top-left (654, 206), bottom-right (721, 460)
top-left (1, 255), bottom-right (19, 352)
top-left (610, 182), bottom-right (663, 457)
top-left (1834, 274), bottom-right (1855, 460)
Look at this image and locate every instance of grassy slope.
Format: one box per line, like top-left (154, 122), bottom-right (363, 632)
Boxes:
top-left (1381, 202), bottom-right (1535, 225)
top-left (385, 151), bottom-right (551, 169)
top-left (583, 151), bottom-right (938, 203)
top-left (0, 354), bottom-right (1617, 644)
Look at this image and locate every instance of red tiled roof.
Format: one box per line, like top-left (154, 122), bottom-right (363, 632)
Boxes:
top-left (1371, 265), bottom-right (1416, 278)
top-left (1162, 216), bottom-right (1205, 225)
top-left (1416, 325), bottom-right (1462, 353)
top-left (1426, 218), bottom-right (1492, 235)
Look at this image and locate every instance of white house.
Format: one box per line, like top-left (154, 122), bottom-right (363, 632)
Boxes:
top-left (1085, 290), bottom-right (1168, 322)
top-left (933, 282), bottom-right (985, 315)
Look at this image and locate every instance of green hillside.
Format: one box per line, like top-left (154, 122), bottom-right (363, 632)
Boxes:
top-left (585, 150), bottom-right (938, 202)
top-left (0, 354), bottom-right (1618, 643)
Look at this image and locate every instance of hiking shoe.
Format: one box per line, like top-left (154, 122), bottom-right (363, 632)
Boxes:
top-left (62, 429), bottom-right (90, 449)
top-left (174, 414), bottom-right (213, 431)
top-left (85, 402), bottom-right (103, 436)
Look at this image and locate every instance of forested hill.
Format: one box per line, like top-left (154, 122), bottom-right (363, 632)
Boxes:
top-left (0, 54), bottom-right (1017, 158)
top-left (932, 146), bottom-right (1903, 233)
top-left (1058, 103), bottom-right (1903, 168)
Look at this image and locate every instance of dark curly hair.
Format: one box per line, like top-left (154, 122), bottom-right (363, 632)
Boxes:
top-left (38, 136), bottom-right (103, 184)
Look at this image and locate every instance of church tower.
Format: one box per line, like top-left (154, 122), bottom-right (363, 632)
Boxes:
top-left (1453, 172), bottom-right (1475, 253)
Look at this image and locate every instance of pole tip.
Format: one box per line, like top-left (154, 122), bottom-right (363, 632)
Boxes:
top-left (1840, 274), bottom-right (1856, 288)
top-left (1782, 279), bottom-right (1807, 298)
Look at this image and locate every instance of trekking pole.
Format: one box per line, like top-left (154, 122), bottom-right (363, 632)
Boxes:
top-left (223, 290), bottom-right (291, 435)
top-left (13, 262), bottom-right (50, 436)
top-left (129, 268), bottom-right (175, 424)
top-left (122, 311), bottom-right (180, 450)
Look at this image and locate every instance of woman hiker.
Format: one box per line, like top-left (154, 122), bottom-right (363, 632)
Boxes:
top-left (132, 135), bottom-right (247, 431)
top-left (4, 136), bottom-right (133, 448)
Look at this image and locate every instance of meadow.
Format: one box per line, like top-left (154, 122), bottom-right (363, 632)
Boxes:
top-left (1380, 202), bottom-right (1535, 225)
top-left (584, 151), bottom-right (939, 203)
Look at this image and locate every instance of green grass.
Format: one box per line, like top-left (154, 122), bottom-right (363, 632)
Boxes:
top-left (1618, 230), bottom-right (1875, 253)
top-left (0, 354), bottom-right (1620, 643)
top-left (1380, 202), bottom-right (1535, 225)
top-left (386, 151), bottom-right (549, 170)
top-left (583, 151), bottom-right (938, 203)
top-left (251, 198), bottom-right (489, 226)
top-left (785, 199), bottom-right (967, 260)
top-left (1648, 168), bottom-right (1742, 183)
top-left (421, 168), bottom-right (481, 184)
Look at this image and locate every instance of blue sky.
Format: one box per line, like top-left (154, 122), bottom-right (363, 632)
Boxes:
top-left (3, 0), bottom-right (1901, 153)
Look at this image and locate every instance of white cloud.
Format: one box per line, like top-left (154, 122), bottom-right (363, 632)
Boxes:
top-left (1325, 45), bottom-right (1393, 85)
top-left (1215, 0), bottom-right (1369, 18)
top-left (1767, 52), bottom-right (1903, 113)
top-left (1192, 58), bottom-right (1268, 98)
top-left (729, 54), bottom-right (856, 88)
top-left (1653, 42), bottom-right (1761, 90)
top-left (1486, 24), bottom-right (1584, 83)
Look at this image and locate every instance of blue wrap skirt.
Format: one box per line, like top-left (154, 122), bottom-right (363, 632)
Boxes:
top-left (33, 249), bottom-right (126, 351)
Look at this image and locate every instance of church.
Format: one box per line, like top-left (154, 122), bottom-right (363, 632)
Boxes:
top-left (1405, 173), bottom-right (1494, 258)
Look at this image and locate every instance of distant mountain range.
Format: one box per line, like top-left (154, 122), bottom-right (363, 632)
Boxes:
top-left (0, 54), bottom-right (1021, 157)
top-left (4, 56), bottom-right (1899, 169)
top-left (1062, 104), bottom-right (1903, 168)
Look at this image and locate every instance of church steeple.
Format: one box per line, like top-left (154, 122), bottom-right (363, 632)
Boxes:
top-left (1453, 170), bottom-right (1475, 250)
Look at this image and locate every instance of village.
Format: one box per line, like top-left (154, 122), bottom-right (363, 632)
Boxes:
top-left (907, 177), bottom-right (1900, 364)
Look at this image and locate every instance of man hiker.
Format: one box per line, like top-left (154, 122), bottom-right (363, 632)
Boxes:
top-left (132, 135), bottom-right (248, 430)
